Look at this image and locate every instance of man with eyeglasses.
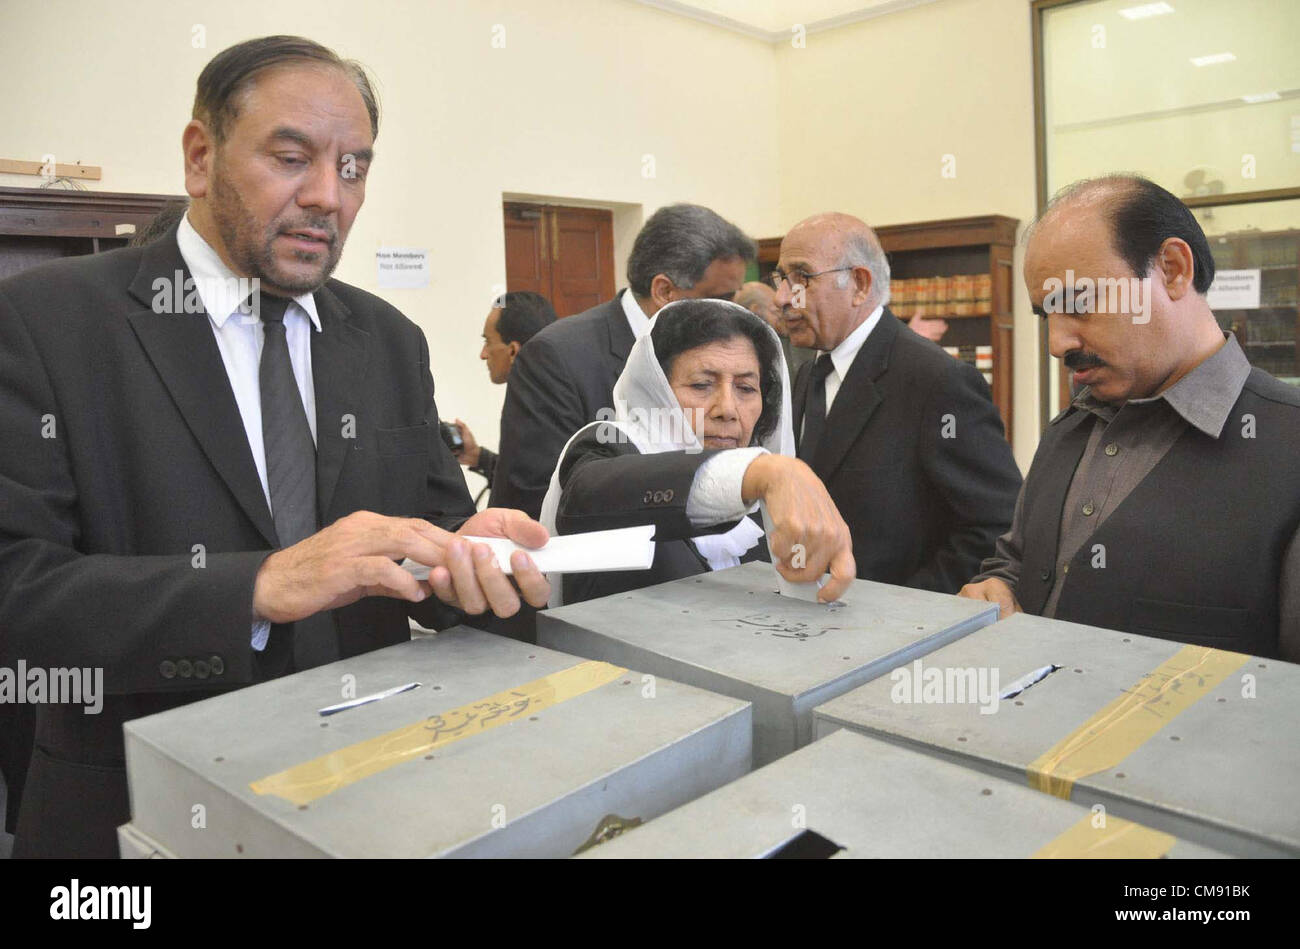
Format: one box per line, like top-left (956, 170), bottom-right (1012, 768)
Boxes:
top-left (774, 212), bottom-right (1022, 593)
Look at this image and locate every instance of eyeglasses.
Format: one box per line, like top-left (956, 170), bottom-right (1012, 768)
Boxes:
top-left (766, 267), bottom-right (855, 291)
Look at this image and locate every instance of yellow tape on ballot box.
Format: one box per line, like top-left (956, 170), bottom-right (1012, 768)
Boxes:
top-left (251, 660), bottom-right (628, 806)
top-left (1027, 644), bottom-right (1250, 800)
top-left (1033, 813), bottom-right (1176, 859)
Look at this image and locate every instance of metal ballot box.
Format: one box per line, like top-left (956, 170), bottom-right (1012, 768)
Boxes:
top-left (121, 626), bottom-right (751, 858)
top-left (580, 729), bottom-right (1224, 858)
top-left (814, 612), bottom-right (1300, 857)
top-left (537, 561), bottom-right (998, 766)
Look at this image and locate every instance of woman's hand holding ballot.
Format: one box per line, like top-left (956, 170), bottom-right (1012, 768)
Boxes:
top-left (740, 454), bottom-right (856, 603)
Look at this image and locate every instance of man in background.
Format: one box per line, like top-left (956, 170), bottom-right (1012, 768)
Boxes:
top-left (491, 203), bottom-right (756, 519)
top-left (453, 290), bottom-right (557, 489)
top-left (736, 280), bottom-right (815, 379)
top-left (961, 175), bottom-right (1300, 660)
top-left (776, 211), bottom-right (1022, 593)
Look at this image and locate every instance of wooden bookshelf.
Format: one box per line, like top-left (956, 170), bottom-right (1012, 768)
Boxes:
top-left (758, 214), bottom-right (1019, 439)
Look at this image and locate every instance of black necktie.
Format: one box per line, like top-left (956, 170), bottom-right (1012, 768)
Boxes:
top-left (798, 354), bottom-right (835, 463)
top-left (257, 294), bottom-right (338, 670)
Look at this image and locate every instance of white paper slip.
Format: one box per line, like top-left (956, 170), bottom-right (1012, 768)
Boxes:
top-left (758, 501), bottom-right (832, 603)
top-left (401, 524), bottom-right (657, 579)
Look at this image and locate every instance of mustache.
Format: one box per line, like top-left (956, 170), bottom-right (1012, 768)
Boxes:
top-left (275, 220), bottom-right (337, 244)
top-left (1063, 350), bottom-right (1105, 371)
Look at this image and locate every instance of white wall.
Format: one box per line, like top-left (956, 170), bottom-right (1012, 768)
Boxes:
top-left (775, 0), bottom-right (1042, 469)
top-left (2, 0), bottom-right (1051, 469)
top-left (0, 0), bottom-right (780, 483)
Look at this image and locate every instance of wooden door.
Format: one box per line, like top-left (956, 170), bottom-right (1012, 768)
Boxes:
top-left (503, 205), bottom-right (551, 300)
top-left (503, 202), bottom-right (615, 317)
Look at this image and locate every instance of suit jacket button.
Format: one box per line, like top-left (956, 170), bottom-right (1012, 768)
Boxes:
top-left (159, 660), bottom-right (177, 679)
top-left (210, 655), bottom-right (225, 676)
top-left (176, 659), bottom-right (194, 679)
top-left (1039, 569), bottom-right (1050, 581)
top-left (193, 659), bottom-right (211, 680)
top-left (643, 491), bottom-right (653, 504)
top-left (664, 489), bottom-right (674, 502)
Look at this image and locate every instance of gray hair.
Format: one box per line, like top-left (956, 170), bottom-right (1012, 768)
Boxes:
top-left (839, 230), bottom-right (891, 307)
top-left (627, 203), bottom-right (756, 298)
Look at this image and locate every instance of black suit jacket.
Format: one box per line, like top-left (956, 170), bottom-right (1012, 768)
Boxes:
top-left (793, 309), bottom-right (1021, 593)
top-left (0, 228), bottom-right (474, 856)
top-left (553, 426), bottom-right (767, 604)
top-left (491, 294), bottom-right (636, 519)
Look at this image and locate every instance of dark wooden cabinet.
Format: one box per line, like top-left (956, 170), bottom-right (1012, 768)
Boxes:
top-left (0, 186), bottom-right (185, 280)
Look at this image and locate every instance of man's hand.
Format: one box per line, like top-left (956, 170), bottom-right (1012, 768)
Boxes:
top-left (252, 509), bottom-right (550, 624)
top-left (741, 454), bottom-right (855, 603)
top-left (453, 418), bottom-right (481, 468)
top-left (909, 314), bottom-right (949, 343)
top-left (957, 576), bottom-right (1021, 619)
top-left (426, 508), bottom-right (551, 615)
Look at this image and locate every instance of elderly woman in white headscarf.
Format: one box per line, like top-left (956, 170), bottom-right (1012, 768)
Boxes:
top-left (540, 298), bottom-right (853, 606)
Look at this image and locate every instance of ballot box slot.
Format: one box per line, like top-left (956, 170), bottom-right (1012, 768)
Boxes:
top-left (762, 829), bottom-right (846, 859)
top-left (998, 663), bottom-right (1062, 701)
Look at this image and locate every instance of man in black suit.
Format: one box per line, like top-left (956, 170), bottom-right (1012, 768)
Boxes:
top-left (775, 212), bottom-right (1022, 594)
top-left (490, 203), bottom-right (756, 520)
top-left (0, 36), bottom-right (549, 858)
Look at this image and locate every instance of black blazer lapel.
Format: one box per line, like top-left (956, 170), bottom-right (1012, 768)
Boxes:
top-left (125, 229), bottom-right (278, 547)
top-left (813, 309), bottom-right (900, 480)
top-left (311, 284), bottom-right (370, 519)
top-left (792, 357), bottom-right (812, 438)
top-left (604, 292), bottom-right (637, 366)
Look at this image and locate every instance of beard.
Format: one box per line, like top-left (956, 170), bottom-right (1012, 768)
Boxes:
top-left (209, 161), bottom-right (342, 295)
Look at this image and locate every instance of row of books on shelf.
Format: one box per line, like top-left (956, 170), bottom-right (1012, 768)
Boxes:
top-left (1244, 348), bottom-right (1298, 380)
top-left (1238, 314), bottom-right (1300, 343)
top-left (891, 274), bottom-right (993, 318)
top-left (1212, 239), bottom-right (1299, 270)
top-left (943, 344), bottom-right (994, 389)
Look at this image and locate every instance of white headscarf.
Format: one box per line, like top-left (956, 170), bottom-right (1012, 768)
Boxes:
top-left (539, 298), bottom-right (796, 606)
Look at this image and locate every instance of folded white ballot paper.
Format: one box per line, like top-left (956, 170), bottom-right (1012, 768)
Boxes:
top-left (400, 515), bottom-right (833, 603)
top-left (758, 501), bottom-right (829, 603)
top-left (401, 524), bottom-right (657, 579)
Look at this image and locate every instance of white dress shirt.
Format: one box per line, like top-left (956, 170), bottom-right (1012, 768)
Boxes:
top-left (619, 287), bottom-right (653, 340)
top-left (175, 214), bottom-right (321, 649)
top-left (824, 304), bottom-right (883, 411)
top-left (801, 304), bottom-right (884, 439)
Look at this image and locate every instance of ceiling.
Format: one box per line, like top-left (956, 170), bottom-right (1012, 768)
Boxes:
top-left (629, 0), bottom-right (943, 41)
